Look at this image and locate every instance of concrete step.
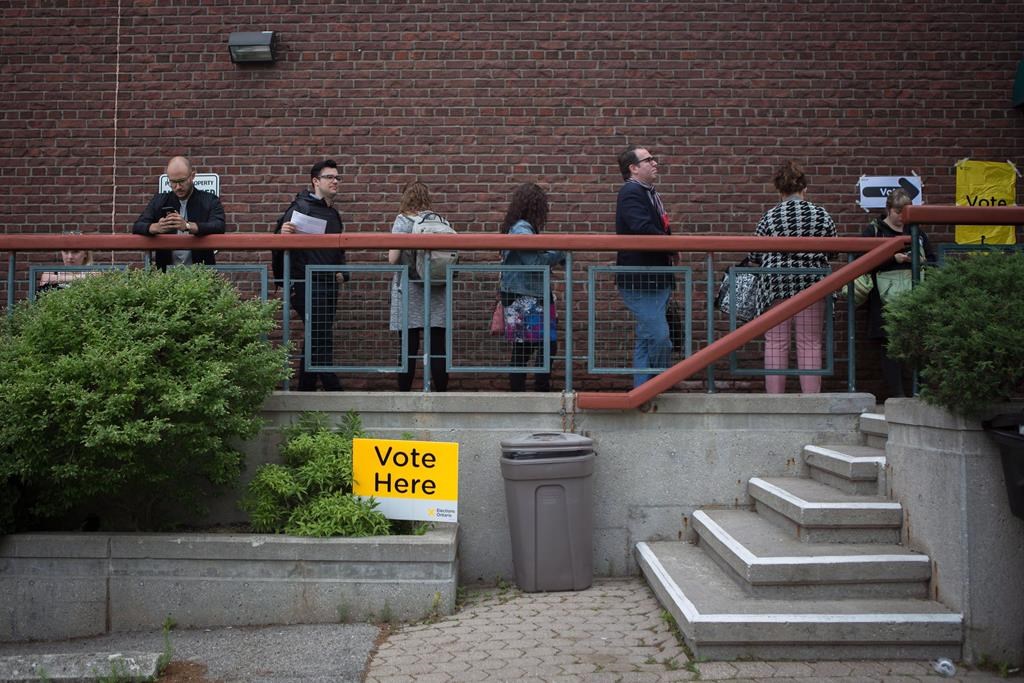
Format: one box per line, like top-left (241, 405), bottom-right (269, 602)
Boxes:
top-left (803, 444), bottom-right (886, 495)
top-left (860, 411), bottom-right (888, 449)
top-left (749, 477), bottom-right (902, 543)
top-left (693, 509), bottom-right (929, 599)
top-left (637, 540), bottom-right (962, 661)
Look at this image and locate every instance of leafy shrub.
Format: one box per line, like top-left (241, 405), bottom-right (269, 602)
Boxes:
top-left (885, 252), bottom-right (1024, 417)
top-left (0, 267), bottom-right (289, 531)
top-left (241, 411), bottom-right (391, 537)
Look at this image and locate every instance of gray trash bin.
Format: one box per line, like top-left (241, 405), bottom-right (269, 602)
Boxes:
top-left (500, 432), bottom-right (595, 592)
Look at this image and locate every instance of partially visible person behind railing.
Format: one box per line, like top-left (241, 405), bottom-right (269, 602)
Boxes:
top-left (387, 181), bottom-right (448, 392)
top-left (37, 233), bottom-right (97, 293)
top-left (498, 182), bottom-right (565, 392)
top-left (862, 188), bottom-right (934, 398)
top-left (614, 146), bottom-right (676, 387)
top-left (272, 159), bottom-right (346, 392)
top-left (131, 155), bottom-right (226, 271)
top-left (751, 160), bottom-right (836, 394)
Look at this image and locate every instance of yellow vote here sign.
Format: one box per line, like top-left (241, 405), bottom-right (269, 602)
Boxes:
top-left (352, 438), bottom-right (458, 523)
top-left (955, 160), bottom-right (1018, 244)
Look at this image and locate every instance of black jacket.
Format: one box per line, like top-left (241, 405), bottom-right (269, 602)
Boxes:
top-left (132, 189), bottom-right (226, 270)
top-left (272, 190), bottom-right (347, 286)
top-left (615, 181), bottom-right (675, 289)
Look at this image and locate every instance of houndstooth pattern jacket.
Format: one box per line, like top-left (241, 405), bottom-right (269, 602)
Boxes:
top-left (749, 196), bottom-right (836, 316)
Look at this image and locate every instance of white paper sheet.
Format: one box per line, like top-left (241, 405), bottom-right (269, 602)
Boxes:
top-left (291, 210), bottom-right (328, 234)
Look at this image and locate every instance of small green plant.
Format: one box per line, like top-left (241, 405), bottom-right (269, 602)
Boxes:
top-left (337, 602), bottom-right (350, 624)
top-left (156, 622), bottom-right (175, 676)
top-left (240, 411), bottom-right (391, 537)
top-left (662, 657), bottom-right (679, 671)
top-left (161, 615), bottom-right (177, 632)
top-left (0, 267), bottom-right (288, 531)
top-left (886, 252), bottom-right (1024, 416)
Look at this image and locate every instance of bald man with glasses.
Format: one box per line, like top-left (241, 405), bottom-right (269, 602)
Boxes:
top-left (132, 155), bottom-right (226, 270)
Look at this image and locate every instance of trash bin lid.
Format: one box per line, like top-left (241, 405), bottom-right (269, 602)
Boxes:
top-left (500, 432), bottom-right (594, 459)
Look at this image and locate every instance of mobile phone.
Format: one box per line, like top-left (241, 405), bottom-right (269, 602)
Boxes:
top-left (160, 206), bottom-right (178, 217)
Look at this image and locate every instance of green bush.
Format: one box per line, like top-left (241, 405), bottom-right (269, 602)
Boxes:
top-left (885, 252), bottom-right (1024, 417)
top-left (241, 411), bottom-right (392, 537)
top-left (0, 267), bottom-right (289, 531)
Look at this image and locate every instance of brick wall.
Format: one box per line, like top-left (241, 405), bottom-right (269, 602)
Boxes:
top-left (2, 1), bottom-right (1022, 393)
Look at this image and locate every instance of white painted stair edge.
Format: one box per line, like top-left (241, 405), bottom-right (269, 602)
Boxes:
top-left (637, 541), bottom-right (961, 628)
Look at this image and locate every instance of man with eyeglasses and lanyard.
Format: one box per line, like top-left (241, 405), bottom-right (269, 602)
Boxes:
top-left (615, 146), bottom-right (676, 387)
top-left (132, 155), bottom-right (226, 270)
top-left (272, 159), bottom-right (348, 391)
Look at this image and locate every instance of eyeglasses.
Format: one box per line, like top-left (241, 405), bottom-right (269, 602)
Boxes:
top-left (317, 175), bottom-right (340, 182)
top-left (634, 157), bottom-right (658, 165)
top-left (168, 177), bottom-right (191, 186)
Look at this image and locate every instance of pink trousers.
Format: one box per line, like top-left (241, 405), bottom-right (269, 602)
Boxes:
top-left (764, 298), bottom-right (825, 394)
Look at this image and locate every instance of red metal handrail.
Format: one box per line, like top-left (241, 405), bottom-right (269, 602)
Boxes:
top-left (576, 238), bottom-right (910, 410)
top-left (0, 233), bottom-right (895, 253)
top-left (902, 205), bottom-right (1024, 224)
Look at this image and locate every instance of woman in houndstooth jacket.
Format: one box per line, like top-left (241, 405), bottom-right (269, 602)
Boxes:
top-left (750, 161), bottom-right (836, 394)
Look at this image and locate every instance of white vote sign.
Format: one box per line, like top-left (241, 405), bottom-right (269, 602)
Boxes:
top-left (158, 173), bottom-right (220, 196)
top-left (857, 175), bottom-right (923, 210)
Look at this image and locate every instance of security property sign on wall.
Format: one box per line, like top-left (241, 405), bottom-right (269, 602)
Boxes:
top-left (158, 173), bottom-right (221, 196)
top-left (352, 438), bottom-right (458, 522)
top-left (857, 175), bottom-right (923, 210)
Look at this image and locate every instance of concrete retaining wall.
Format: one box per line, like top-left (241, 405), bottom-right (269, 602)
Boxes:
top-left (0, 526), bottom-right (457, 642)
top-left (885, 399), bottom-right (1024, 665)
top-left (244, 391), bottom-right (875, 583)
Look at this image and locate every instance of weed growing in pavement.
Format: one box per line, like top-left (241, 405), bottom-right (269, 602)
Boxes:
top-left (34, 667), bottom-right (51, 682)
top-left (976, 654), bottom-right (1019, 678)
top-left (455, 585), bottom-right (468, 609)
top-left (662, 657), bottom-right (679, 671)
top-left (156, 623), bottom-right (175, 676)
top-left (161, 614), bottom-right (176, 632)
top-left (644, 656), bottom-right (657, 665)
top-left (496, 575), bottom-right (511, 592)
top-left (336, 602), bottom-right (350, 624)
top-left (418, 591), bottom-right (445, 625)
top-left (378, 600), bottom-right (394, 625)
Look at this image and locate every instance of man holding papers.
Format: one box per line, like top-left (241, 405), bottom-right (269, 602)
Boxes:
top-left (273, 159), bottom-right (347, 391)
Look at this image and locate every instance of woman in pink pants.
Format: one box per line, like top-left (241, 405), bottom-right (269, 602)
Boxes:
top-left (751, 161), bottom-right (836, 394)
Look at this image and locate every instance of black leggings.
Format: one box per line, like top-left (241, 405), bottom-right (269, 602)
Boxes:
top-left (398, 327), bottom-right (448, 392)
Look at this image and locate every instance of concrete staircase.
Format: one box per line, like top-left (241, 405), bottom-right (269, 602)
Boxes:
top-left (637, 409), bottom-right (963, 660)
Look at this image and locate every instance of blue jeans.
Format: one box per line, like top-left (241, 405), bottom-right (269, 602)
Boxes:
top-left (618, 286), bottom-right (672, 387)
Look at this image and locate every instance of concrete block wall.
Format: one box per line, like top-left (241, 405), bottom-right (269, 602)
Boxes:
top-left (0, 527), bottom-right (458, 642)
top-left (884, 399), bottom-right (1024, 665)
top-left (247, 391), bottom-right (876, 583)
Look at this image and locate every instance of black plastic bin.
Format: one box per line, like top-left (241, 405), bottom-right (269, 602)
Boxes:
top-left (983, 413), bottom-right (1024, 520)
top-left (500, 432), bottom-right (595, 592)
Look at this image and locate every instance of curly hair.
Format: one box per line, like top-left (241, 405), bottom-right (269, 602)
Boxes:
top-left (500, 183), bottom-right (549, 233)
top-left (398, 181), bottom-right (432, 215)
top-left (772, 160), bottom-right (808, 195)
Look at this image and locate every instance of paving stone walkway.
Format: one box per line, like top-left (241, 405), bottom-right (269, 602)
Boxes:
top-left (365, 577), bottom-right (1007, 682)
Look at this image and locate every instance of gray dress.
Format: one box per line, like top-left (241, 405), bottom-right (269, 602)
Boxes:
top-left (388, 213), bottom-right (447, 331)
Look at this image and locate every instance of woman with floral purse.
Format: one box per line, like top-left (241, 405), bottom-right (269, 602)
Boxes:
top-left (498, 183), bottom-right (565, 392)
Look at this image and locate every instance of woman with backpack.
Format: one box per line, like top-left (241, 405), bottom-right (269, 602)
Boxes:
top-left (387, 181), bottom-right (449, 391)
top-left (498, 183), bottom-right (566, 392)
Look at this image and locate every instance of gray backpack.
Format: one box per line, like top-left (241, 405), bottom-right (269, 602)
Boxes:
top-left (405, 212), bottom-right (459, 282)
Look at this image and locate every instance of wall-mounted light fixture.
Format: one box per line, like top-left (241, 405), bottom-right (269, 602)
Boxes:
top-left (228, 31), bottom-right (277, 64)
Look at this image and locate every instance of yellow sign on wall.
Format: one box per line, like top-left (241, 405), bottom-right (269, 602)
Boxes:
top-left (352, 438), bottom-right (458, 522)
top-left (955, 160), bottom-right (1018, 244)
